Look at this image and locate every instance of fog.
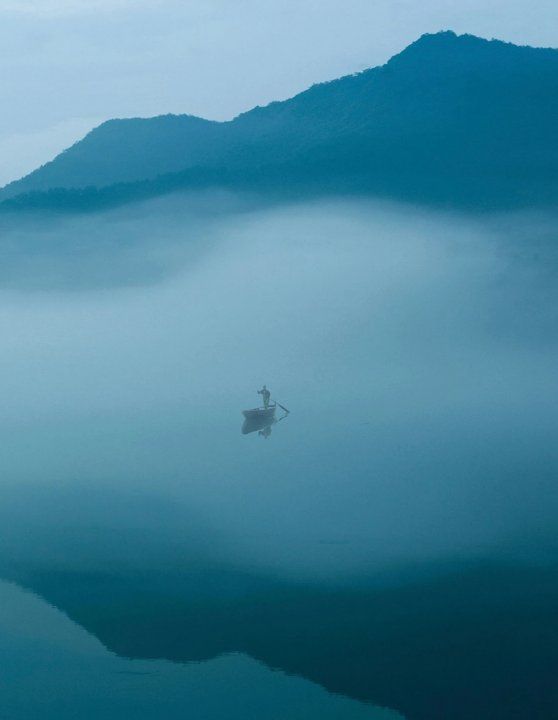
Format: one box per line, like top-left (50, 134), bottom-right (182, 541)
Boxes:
top-left (1, 196), bottom-right (557, 580)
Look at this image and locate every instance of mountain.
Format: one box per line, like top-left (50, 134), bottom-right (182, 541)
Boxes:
top-left (1, 114), bottom-right (222, 193)
top-left (3, 31), bottom-right (558, 211)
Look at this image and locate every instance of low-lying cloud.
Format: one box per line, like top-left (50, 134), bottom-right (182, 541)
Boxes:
top-left (1, 196), bottom-right (557, 580)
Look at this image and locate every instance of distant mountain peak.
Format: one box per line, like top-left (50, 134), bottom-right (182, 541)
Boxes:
top-left (388, 29), bottom-right (496, 64)
top-left (381, 29), bottom-right (558, 84)
top-left (401, 29), bottom-right (504, 52)
top-left (413, 29), bottom-right (460, 44)
top-left (389, 29), bottom-right (557, 66)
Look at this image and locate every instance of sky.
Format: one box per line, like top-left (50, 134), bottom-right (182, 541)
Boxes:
top-left (1, 0), bottom-right (558, 186)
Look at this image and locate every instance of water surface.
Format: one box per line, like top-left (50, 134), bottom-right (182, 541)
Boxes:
top-left (1, 196), bottom-right (558, 719)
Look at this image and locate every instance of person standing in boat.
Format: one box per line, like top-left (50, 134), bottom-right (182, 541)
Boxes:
top-left (258, 385), bottom-right (271, 409)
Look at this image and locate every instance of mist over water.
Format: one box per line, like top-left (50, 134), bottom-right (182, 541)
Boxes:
top-left (1, 196), bottom-right (557, 580)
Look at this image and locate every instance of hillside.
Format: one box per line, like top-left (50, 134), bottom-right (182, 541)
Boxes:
top-left (3, 31), bottom-right (558, 211)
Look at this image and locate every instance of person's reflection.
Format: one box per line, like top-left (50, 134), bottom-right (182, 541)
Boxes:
top-left (259, 425), bottom-right (273, 439)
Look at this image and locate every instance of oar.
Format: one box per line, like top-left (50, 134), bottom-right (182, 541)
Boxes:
top-left (273, 400), bottom-right (290, 414)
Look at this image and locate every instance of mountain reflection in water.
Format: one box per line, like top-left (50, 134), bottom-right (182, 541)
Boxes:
top-left (2, 482), bottom-right (558, 720)
top-left (0, 581), bottom-right (400, 720)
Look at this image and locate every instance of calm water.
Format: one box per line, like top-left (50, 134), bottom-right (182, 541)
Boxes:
top-left (1, 197), bottom-right (558, 719)
top-left (0, 582), bottom-right (402, 720)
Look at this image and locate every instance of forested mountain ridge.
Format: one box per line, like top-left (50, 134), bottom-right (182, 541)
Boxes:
top-left (3, 31), bottom-right (558, 212)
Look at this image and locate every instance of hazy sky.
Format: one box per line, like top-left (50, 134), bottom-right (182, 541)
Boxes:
top-left (1, 0), bottom-right (557, 185)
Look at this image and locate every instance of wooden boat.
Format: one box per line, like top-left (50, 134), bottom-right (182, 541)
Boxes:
top-left (241, 405), bottom-right (276, 434)
top-left (242, 405), bottom-right (276, 421)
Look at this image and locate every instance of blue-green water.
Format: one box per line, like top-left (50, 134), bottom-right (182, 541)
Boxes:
top-left (1, 197), bottom-right (558, 719)
top-left (0, 582), bottom-right (401, 720)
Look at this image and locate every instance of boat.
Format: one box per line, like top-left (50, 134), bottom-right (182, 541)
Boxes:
top-left (242, 405), bottom-right (276, 421)
top-left (241, 404), bottom-right (276, 434)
